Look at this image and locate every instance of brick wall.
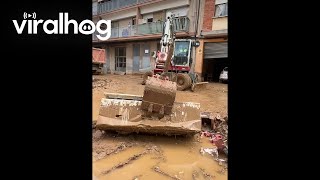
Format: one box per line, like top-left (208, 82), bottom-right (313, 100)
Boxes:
top-left (202, 0), bottom-right (215, 32)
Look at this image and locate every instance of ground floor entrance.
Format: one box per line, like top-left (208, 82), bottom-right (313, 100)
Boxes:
top-left (202, 41), bottom-right (228, 82)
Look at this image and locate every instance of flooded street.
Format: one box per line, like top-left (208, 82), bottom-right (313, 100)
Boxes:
top-left (93, 74), bottom-right (228, 180)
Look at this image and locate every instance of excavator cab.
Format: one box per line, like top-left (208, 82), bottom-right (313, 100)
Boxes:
top-left (173, 39), bottom-right (192, 67)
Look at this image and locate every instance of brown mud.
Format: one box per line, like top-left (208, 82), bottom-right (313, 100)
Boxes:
top-left (93, 74), bottom-right (228, 180)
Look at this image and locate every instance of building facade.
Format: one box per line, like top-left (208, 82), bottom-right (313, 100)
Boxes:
top-left (195, 0), bottom-right (228, 81)
top-left (92, 0), bottom-right (228, 82)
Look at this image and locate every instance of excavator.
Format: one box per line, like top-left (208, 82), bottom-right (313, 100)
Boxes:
top-left (95, 13), bottom-right (202, 135)
top-left (141, 13), bottom-right (207, 91)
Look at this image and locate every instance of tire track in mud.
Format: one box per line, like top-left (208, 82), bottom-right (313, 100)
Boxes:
top-left (99, 145), bottom-right (164, 176)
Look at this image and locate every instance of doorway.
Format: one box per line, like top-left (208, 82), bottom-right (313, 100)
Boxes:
top-left (115, 47), bottom-right (126, 72)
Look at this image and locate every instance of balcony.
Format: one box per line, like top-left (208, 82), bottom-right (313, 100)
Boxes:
top-left (172, 16), bottom-right (189, 32)
top-left (136, 21), bottom-right (163, 35)
top-left (95, 0), bottom-right (151, 15)
top-left (93, 17), bottom-right (190, 41)
top-left (111, 25), bottom-right (137, 38)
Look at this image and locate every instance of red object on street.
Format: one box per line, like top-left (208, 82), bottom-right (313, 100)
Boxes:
top-left (202, 131), bottom-right (213, 137)
top-left (212, 134), bottom-right (223, 141)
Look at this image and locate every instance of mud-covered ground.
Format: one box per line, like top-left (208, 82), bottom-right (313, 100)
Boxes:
top-left (93, 74), bottom-right (228, 180)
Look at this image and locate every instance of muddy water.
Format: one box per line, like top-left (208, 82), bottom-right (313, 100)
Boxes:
top-left (93, 75), bottom-right (228, 180)
top-left (93, 134), bottom-right (227, 180)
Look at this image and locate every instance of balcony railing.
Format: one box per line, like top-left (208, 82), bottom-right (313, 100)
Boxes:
top-left (136, 21), bottom-right (163, 35)
top-left (94, 0), bottom-right (152, 15)
top-left (93, 17), bottom-right (190, 41)
top-left (98, 0), bottom-right (136, 14)
top-left (172, 16), bottom-right (190, 32)
top-left (111, 25), bottom-right (137, 38)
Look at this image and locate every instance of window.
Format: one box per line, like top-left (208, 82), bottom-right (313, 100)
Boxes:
top-left (132, 17), bottom-right (136, 25)
top-left (93, 2), bottom-right (98, 15)
top-left (147, 18), bottom-right (153, 23)
top-left (214, 3), bottom-right (228, 17)
top-left (111, 21), bottom-right (119, 28)
top-left (115, 47), bottom-right (126, 71)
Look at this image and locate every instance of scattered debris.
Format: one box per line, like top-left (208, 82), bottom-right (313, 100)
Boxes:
top-left (92, 79), bottom-right (112, 89)
top-left (101, 151), bottom-right (148, 175)
top-left (132, 175), bottom-right (142, 180)
top-left (106, 142), bottom-right (135, 156)
top-left (192, 170), bottom-right (200, 180)
top-left (216, 167), bottom-right (227, 175)
top-left (152, 166), bottom-right (181, 180)
top-left (212, 114), bottom-right (228, 142)
top-left (99, 146), bottom-right (162, 175)
top-left (92, 130), bottom-right (104, 140)
top-left (216, 158), bottom-right (227, 166)
top-left (199, 114), bottom-right (228, 170)
top-left (93, 141), bottom-right (136, 161)
top-left (199, 168), bottom-right (215, 180)
top-left (200, 147), bottom-right (219, 158)
top-left (201, 131), bottom-right (214, 137)
top-left (200, 113), bottom-right (228, 158)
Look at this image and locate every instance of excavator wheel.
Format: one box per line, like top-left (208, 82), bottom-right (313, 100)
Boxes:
top-left (142, 71), bottom-right (154, 85)
top-left (176, 73), bottom-right (192, 91)
top-left (161, 72), bottom-right (177, 81)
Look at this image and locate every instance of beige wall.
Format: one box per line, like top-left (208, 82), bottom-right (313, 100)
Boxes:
top-left (118, 18), bottom-right (132, 27)
top-left (140, 0), bottom-right (189, 14)
top-left (99, 8), bottom-right (136, 21)
top-left (150, 41), bottom-right (158, 69)
top-left (194, 40), bottom-right (204, 76)
top-left (109, 47), bottom-right (115, 73)
top-left (212, 17), bottom-right (228, 31)
top-left (126, 43), bottom-right (133, 74)
top-left (153, 11), bottom-right (165, 22)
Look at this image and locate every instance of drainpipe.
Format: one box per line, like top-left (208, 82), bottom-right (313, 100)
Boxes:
top-left (136, 7), bottom-right (142, 34)
top-left (190, 0), bottom-right (201, 73)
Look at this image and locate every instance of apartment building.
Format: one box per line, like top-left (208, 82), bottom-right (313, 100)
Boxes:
top-left (196, 0), bottom-right (228, 81)
top-left (92, 0), bottom-right (228, 82)
top-left (92, 0), bottom-right (201, 74)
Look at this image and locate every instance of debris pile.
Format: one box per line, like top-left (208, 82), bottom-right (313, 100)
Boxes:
top-left (92, 78), bottom-right (112, 89)
top-left (200, 113), bottom-right (228, 170)
top-left (200, 113), bottom-right (228, 152)
top-left (212, 114), bottom-right (228, 142)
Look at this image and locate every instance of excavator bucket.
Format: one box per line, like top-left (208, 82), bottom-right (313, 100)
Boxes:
top-left (96, 92), bottom-right (202, 135)
top-left (141, 76), bottom-right (177, 115)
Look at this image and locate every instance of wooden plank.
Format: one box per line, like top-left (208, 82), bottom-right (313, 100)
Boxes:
top-left (195, 82), bottom-right (209, 85)
top-left (104, 93), bottom-right (143, 100)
